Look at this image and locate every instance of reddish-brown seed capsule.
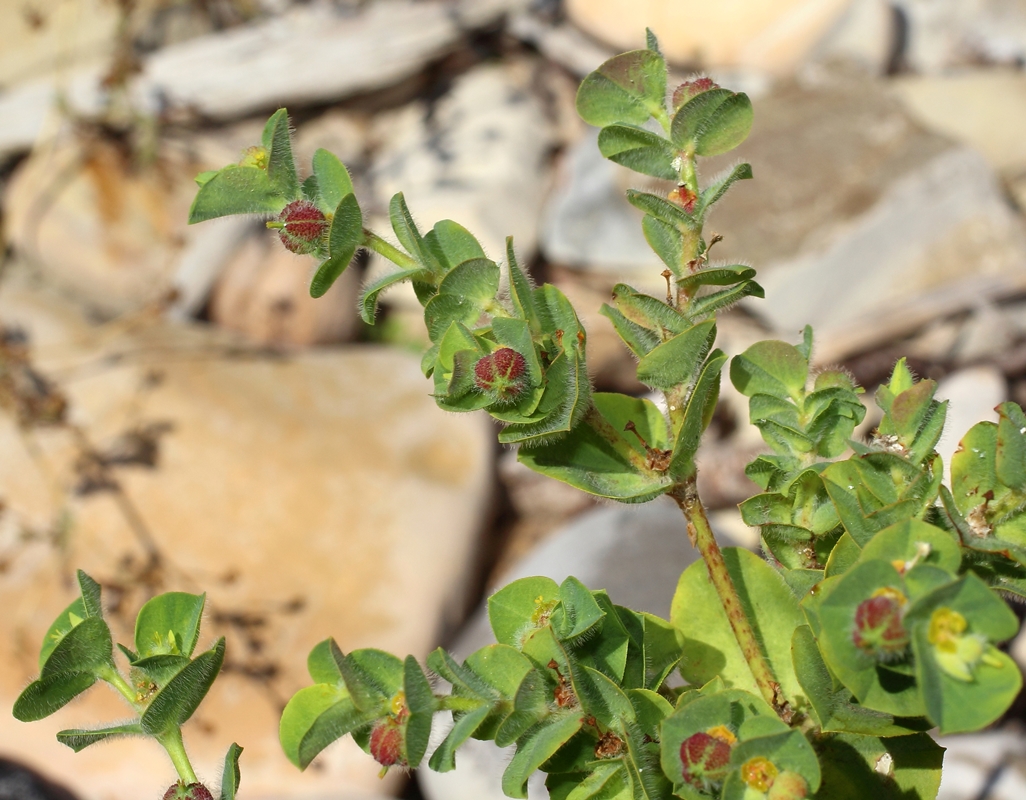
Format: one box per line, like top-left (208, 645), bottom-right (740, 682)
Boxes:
top-left (672, 77), bottom-right (719, 110)
top-left (163, 782), bottom-right (214, 800)
top-left (473, 347), bottom-right (528, 402)
top-left (369, 718), bottom-right (406, 767)
top-left (276, 200), bottom-right (328, 254)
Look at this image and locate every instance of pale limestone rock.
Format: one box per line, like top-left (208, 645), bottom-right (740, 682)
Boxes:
top-left (564, 0), bottom-right (854, 73)
top-left (3, 133), bottom-right (211, 319)
top-left (208, 230), bottom-right (361, 347)
top-left (891, 70), bottom-right (1026, 174)
top-left (0, 285), bottom-right (493, 800)
top-left (937, 731), bottom-right (1026, 800)
top-left (0, 0), bottom-right (117, 89)
top-left (0, 0), bottom-right (534, 161)
top-left (894, 0), bottom-right (1026, 73)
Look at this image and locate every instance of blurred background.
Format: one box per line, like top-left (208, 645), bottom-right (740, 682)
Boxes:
top-left (1, 0), bottom-right (1026, 798)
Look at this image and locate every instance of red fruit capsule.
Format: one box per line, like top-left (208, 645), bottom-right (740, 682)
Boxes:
top-left (162, 782), bottom-right (214, 800)
top-left (369, 718), bottom-right (405, 768)
top-left (275, 200), bottom-right (328, 254)
top-left (473, 347), bottom-right (528, 402)
top-left (680, 731), bottom-right (732, 788)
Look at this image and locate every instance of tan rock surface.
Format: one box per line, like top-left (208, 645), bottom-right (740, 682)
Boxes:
top-left (3, 134), bottom-right (207, 319)
top-left (565, 0), bottom-right (853, 72)
top-left (209, 232), bottom-right (362, 347)
top-left (0, 284), bottom-right (494, 799)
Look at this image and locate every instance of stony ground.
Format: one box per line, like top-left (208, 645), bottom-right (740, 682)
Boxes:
top-left (1, 1), bottom-right (1026, 799)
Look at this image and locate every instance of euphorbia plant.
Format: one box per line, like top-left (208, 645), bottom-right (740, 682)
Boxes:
top-left (16, 30), bottom-right (1026, 800)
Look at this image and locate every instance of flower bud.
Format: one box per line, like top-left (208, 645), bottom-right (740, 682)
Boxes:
top-left (852, 587), bottom-right (909, 659)
top-left (928, 606), bottom-right (998, 681)
top-left (273, 200), bottom-right (328, 254)
top-left (741, 756), bottom-right (779, 792)
top-left (162, 782), bottom-right (214, 800)
top-left (680, 730), bottom-right (732, 789)
top-left (672, 77), bottom-right (719, 110)
top-left (473, 347), bottom-right (528, 403)
top-left (767, 770), bottom-right (809, 799)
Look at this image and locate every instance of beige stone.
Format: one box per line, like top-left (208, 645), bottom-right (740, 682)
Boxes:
top-left (208, 232), bottom-right (361, 347)
top-left (2, 133), bottom-right (208, 319)
top-left (0, 285), bottom-right (494, 799)
top-left (565, 0), bottom-right (854, 72)
top-left (0, 0), bottom-right (117, 89)
top-left (891, 70), bottom-right (1026, 174)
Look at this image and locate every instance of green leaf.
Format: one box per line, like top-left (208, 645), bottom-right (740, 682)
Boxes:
top-left (695, 93), bottom-right (754, 156)
top-left (502, 713), bottom-right (584, 799)
top-left (730, 339), bottom-right (808, 402)
top-left (359, 266), bottom-right (430, 324)
top-left (576, 50), bottom-right (667, 128)
top-left (791, 625), bottom-right (924, 736)
top-left (279, 683), bottom-right (373, 769)
top-left (687, 280), bottom-right (764, 320)
top-left (130, 654), bottom-right (191, 686)
top-left (610, 283), bottom-right (690, 335)
top-left (904, 573), bottom-right (1021, 734)
top-left (675, 264), bottom-right (756, 293)
top-left (506, 237), bottom-right (540, 334)
top-left (41, 616), bottom-right (113, 677)
top-left (424, 258), bottom-right (500, 341)
top-left (403, 656), bottom-right (435, 768)
top-left (641, 215), bottom-right (685, 277)
top-left (817, 562), bottom-right (924, 717)
top-left (311, 149), bottom-right (354, 214)
top-left (517, 393), bottom-right (675, 503)
top-left (996, 401), bottom-right (1026, 490)
top-left (553, 576), bottom-right (606, 643)
top-left (667, 350), bottom-right (728, 478)
top-left (599, 304), bottom-right (660, 359)
top-left (56, 722), bottom-right (145, 752)
top-left (340, 649), bottom-right (404, 713)
top-left (310, 192), bottom-right (362, 298)
top-left (858, 519), bottom-right (961, 575)
top-left (635, 320), bottom-right (716, 390)
top-left (219, 743), bottom-right (243, 800)
top-left (573, 665), bottom-right (635, 730)
top-left (700, 163), bottom-right (753, 214)
top-left (671, 548), bottom-right (805, 706)
top-left (628, 688), bottom-right (673, 739)
top-left (140, 638), bottom-right (225, 734)
top-left (188, 166), bottom-right (286, 223)
top-left (488, 576), bottom-right (560, 648)
top-left (625, 190), bottom-right (698, 231)
top-left (660, 689), bottom-right (777, 799)
top-left (597, 125), bottom-right (677, 180)
top-left (389, 192), bottom-right (441, 274)
top-left (307, 638), bottom-right (345, 686)
top-left (135, 591), bottom-right (206, 660)
top-left (12, 672), bottom-right (97, 721)
top-left (428, 703), bottom-right (491, 772)
top-left (815, 732), bottom-right (943, 800)
top-left (671, 89), bottom-right (736, 148)
top-left (428, 220), bottom-right (487, 268)
top-left (76, 570), bottom-right (103, 619)
top-left (264, 108), bottom-right (300, 201)
top-left (39, 597), bottom-right (89, 670)
top-left (495, 666), bottom-right (553, 747)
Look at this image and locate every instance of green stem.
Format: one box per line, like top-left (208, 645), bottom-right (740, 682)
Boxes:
top-left (158, 727), bottom-right (199, 785)
top-left (97, 665), bottom-right (140, 708)
top-left (437, 695), bottom-right (485, 712)
top-left (363, 229), bottom-right (419, 270)
top-left (670, 480), bottom-right (792, 722)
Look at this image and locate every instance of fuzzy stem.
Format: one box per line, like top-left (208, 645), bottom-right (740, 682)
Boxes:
top-left (437, 695), bottom-right (485, 712)
top-left (158, 727), bottom-right (199, 785)
top-left (362, 229), bottom-right (418, 270)
top-left (670, 480), bottom-right (791, 721)
top-left (97, 665), bottom-right (141, 708)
